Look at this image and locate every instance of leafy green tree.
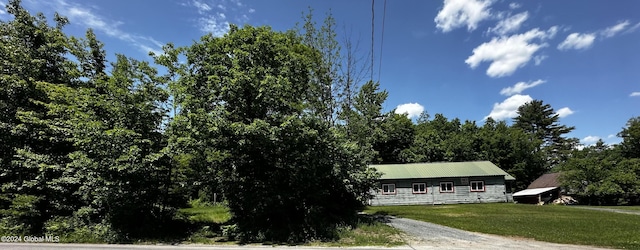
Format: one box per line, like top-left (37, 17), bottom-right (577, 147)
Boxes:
top-left (442, 120), bottom-right (481, 162)
top-left (618, 116), bottom-right (640, 159)
top-left (152, 42), bottom-right (222, 203)
top-left (558, 141), bottom-right (636, 205)
top-left (157, 25), bottom-right (378, 242)
top-left (340, 80), bottom-right (389, 162)
top-left (25, 54), bottom-right (171, 239)
top-left (0, 0), bottom-right (77, 234)
top-left (297, 8), bottom-right (341, 124)
top-left (405, 114), bottom-right (469, 163)
top-left (559, 120), bottom-right (640, 205)
top-left (405, 113), bottom-right (442, 163)
top-left (373, 113), bottom-right (414, 163)
top-left (400, 111), bottom-right (547, 189)
top-left (1, 1), bottom-right (173, 239)
top-left (503, 127), bottom-right (546, 190)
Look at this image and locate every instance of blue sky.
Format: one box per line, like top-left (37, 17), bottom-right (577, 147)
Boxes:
top-left (3, 0), bottom-right (640, 146)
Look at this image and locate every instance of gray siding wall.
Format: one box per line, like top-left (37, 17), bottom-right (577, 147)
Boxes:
top-left (370, 176), bottom-right (510, 206)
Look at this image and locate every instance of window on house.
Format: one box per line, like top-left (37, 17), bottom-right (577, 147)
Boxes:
top-left (382, 184), bottom-right (396, 195)
top-left (440, 182), bottom-right (454, 193)
top-left (470, 181), bottom-right (485, 192)
top-left (412, 183), bottom-right (427, 194)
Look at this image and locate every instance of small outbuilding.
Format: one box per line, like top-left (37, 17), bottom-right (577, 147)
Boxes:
top-left (369, 161), bottom-right (515, 205)
top-left (513, 172), bottom-right (563, 204)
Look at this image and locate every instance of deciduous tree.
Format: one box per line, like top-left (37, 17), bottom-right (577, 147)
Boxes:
top-left (618, 116), bottom-right (640, 159)
top-left (156, 25), bottom-right (379, 242)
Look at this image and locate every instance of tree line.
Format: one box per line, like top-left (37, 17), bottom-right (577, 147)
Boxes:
top-left (1, 0), bottom-right (638, 243)
top-left (559, 118), bottom-right (640, 205)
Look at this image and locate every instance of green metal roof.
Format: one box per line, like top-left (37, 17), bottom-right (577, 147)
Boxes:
top-left (372, 161), bottom-right (515, 181)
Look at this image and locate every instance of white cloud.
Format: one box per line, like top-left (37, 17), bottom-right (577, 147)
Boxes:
top-left (546, 26), bottom-right (559, 38)
top-left (186, 0), bottom-right (229, 37)
top-left (630, 92), bottom-right (640, 97)
top-left (199, 14), bottom-right (230, 37)
top-left (500, 79), bottom-right (545, 96)
top-left (533, 55), bottom-right (547, 65)
top-left (466, 27), bottom-right (557, 77)
top-left (508, 3), bottom-right (520, 9)
top-left (582, 135), bottom-right (600, 144)
top-left (192, 0), bottom-right (211, 14)
top-left (601, 20), bottom-right (630, 38)
top-left (607, 134), bottom-right (615, 139)
top-left (395, 103), bottom-right (425, 119)
top-left (187, 0), bottom-right (253, 37)
top-left (0, 0), bottom-right (6, 16)
top-left (239, 14), bottom-right (249, 23)
top-left (131, 36), bottom-right (165, 56)
top-left (557, 33), bottom-right (596, 50)
top-left (556, 21), bottom-right (633, 51)
top-left (485, 94), bottom-right (533, 120)
top-left (434, 0), bottom-right (493, 32)
top-left (555, 107), bottom-right (574, 118)
top-left (488, 11), bottom-right (528, 36)
top-left (232, 0), bottom-right (243, 7)
top-left (49, 0), bottom-right (162, 56)
top-left (627, 22), bottom-right (640, 33)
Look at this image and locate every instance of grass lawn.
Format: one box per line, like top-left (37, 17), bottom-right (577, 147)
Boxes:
top-left (366, 203), bottom-right (640, 249)
top-left (309, 215), bottom-right (404, 247)
top-left (179, 204), bottom-right (231, 224)
top-left (176, 204), bottom-right (231, 244)
top-left (177, 204), bottom-right (404, 246)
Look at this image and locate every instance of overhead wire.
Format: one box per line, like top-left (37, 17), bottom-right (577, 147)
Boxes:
top-left (371, 0), bottom-right (375, 81)
top-left (377, 0), bottom-right (387, 83)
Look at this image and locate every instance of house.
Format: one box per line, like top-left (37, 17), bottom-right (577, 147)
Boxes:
top-left (369, 161), bottom-right (516, 205)
top-left (513, 172), bottom-right (563, 204)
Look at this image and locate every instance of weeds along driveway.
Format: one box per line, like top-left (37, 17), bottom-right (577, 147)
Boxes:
top-left (386, 216), bottom-right (610, 250)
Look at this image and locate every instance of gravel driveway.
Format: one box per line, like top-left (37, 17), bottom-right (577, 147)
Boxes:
top-left (385, 216), bottom-right (610, 250)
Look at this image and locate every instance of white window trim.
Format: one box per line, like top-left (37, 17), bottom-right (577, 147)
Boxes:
top-left (440, 182), bottom-right (454, 193)
top-left (470, 181), bottom-right (485, 192)
top-left (382, 184), bottom-right (396, 195)
top-left (412, 183), bottom-right (427, 194)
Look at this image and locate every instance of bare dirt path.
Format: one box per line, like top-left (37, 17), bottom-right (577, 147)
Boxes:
top-left (386, 217), bottom-right (611, 250)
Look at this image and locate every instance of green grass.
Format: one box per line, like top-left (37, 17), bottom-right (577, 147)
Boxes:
top-left (177, 204), bottom-right (404, 246)
top-left (310, 216), bottom-right (405, 247)
top-left (366, 203), bottom-right (640, 249)
top-left (174, 202), bottom-right (232, 244)
top-left (178, 205), bottom-right (231, 224)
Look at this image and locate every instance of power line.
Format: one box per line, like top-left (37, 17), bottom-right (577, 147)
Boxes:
top-left (371, 0), bottom-right (375, 81)
top-left (377, 0), bottom-right (387, 83)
